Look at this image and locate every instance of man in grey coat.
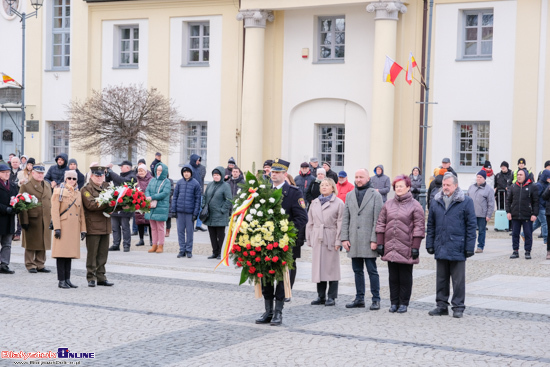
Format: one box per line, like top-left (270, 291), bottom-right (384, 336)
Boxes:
top-left (467, 170), bottom-right (495, 253)
top-left (341, 168), bottom-right (383, 310)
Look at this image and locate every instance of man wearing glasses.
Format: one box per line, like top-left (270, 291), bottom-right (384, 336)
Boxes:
top-left (19, 164), bottom-right (53, 273)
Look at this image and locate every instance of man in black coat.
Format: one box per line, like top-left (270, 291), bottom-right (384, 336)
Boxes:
top-left (150, 152), bottom-right (162, 175)
top-left (44, 153), bottom-right (69, 189)
top-left (106, 160), bottom-right (138, 252)
top-left (255, 158), bottom-right (307, 326)
top-left (0, 164), bottom-right (19, 274)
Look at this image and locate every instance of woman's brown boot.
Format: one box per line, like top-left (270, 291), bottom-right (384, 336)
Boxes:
top-left (156, 245), bottom-right (164, 253)
top-left (148, 244), bottom-right (158, 253)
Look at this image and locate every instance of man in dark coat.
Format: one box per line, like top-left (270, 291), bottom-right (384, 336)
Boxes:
top-left (255, 158), bottom-right (307, 326)
top-left (294, 162), bottom-right (315, 200)
top-left (309, 157), bottom-right (319, 178)
top-left (228, 166), bottom-right (244, 197)
top-left (150, 152), bottom-right (162, 175)
top-left (506, 168), bottom-right (539, 259)
top-left (322, 162), bottom-right (339, 183)
top-left (189, 153), bottom-right (207, 231)
top-left (426, 173), bottom-right (476, 319)
top-left (0, 164), bottom-right (19, 274)
top-left (68, 158), bottom-right (86, 189)
top-left (105, 160), bottom-right (138, 252)
top-left (224, 157), bottom-right (243, 182)
top-left (44, 153), bottom-right (69, 189)
top-left (440, 157), bottom-right (458, 177)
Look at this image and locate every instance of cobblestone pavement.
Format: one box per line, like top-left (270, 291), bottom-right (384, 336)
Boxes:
top-left (1, 225), bottom-right (550, 366)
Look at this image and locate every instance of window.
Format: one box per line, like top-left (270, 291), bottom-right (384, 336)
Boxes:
top-left (181, 121), bottom-right (207, 166)
top-left (318, 16), bottom-right (345, 62)
top-left (188, 23), bottom-right (209, 64)
top-left (48, 121), bottom-right (69, 162)
top-left (456, 122), bottom-right (490, 169)
top-left (120, 26), bottom-right (139, 66)
top-left (52, 0), bottom-right (70, 69)
top-left (461, 9), bottom-right (493, 59)
top-left (317, 125), bottom-right (345, 172)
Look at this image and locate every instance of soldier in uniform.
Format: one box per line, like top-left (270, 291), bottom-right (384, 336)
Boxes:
top-left (256, 158), bottom-right (308, 326)
top-left (19, 164), bottom-right (52, 273)
top-left (81, 163), bottom-right (114, 287)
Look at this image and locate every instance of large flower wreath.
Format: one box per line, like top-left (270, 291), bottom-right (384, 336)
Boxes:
top-left (217, 172), bottom-right (298, 294)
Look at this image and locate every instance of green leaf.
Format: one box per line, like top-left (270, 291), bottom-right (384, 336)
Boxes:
top-left (245, 171), bottom-right (256, 182)
top-left (239, 267), bottom-right (249, 285)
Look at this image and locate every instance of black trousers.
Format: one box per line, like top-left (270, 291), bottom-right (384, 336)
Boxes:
top-left (166, 217), bottom-right (172, 230)
top-left (56, 258), bottom-right (72, 281)
top-left (436, 260), bottom-right (466, 311)
top-left (262, 281), bottom-right (285, 302)
top-left (317, 281), bottom-right (338, 299)
top-left (208, 226), bottom-right (225, 256)
top-left (387, 262), bottom-right (413, 306)
top-left (138, 224), bottom-right (152, 242)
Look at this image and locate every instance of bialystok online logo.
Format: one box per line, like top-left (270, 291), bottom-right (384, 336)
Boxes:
top-left (1, 348), bottom-right (95, 360)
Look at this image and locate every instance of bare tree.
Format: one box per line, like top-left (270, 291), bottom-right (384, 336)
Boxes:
top-left (67, 84), bottom-right (183, 162)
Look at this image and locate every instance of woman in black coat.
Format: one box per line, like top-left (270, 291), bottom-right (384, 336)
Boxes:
top-left (0, 165), bottom-right (20, 273)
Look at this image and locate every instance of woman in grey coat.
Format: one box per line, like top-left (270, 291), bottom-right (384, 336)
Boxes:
top-left (371, 165), bottom-right (391, 203)
top-left (203, 166), bottom-right (232, 260)
top-left (306, 178), bottom-right (344, 306)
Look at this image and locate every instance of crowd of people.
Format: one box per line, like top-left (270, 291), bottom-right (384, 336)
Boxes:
top-left (0, 151), bottom-right (548, 323)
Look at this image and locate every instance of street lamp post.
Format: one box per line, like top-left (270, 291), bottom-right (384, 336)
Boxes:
top-left (5, 0), bottom-right (43, 156)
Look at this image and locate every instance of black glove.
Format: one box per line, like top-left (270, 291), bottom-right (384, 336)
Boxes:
top-left (376, 244), bottom-right (384, 256)
top-left (5, 207), bottom-right (13, 215)
top-left (465, 251), bottom-right (475, 258)
top-left (192, 215), bottom-right (197, 222)
top-left (21, 223), bottom-right (29, 231)
top-left (81, 232), bottom-right (86, 241)
top-left (411, 248), bottom-right (419, 259)
top-left (54, 229), bottom-right (61, 239)
top-left (426, 247), bottom-right (435, 255)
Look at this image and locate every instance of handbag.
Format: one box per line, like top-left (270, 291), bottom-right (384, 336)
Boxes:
top-left (199, 184), bottom-right (221, 222)
top-left (149, 179), bottom-right (167, 210)
top-left (49, 198), bottom-right (77, 230)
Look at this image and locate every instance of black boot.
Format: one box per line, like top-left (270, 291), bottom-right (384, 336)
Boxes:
top-left (136, 239), bottom-right (145, 246)
top-left (109, 245), bottom-right (120, 251)
top-left (270, 300), bottom-right (284, 326)
top-left (58, 280), bottom-right (70, 289)
top-left (65, 279), bottom-right (78, 288)
top-left (255, 299), bottom-right (274, 324)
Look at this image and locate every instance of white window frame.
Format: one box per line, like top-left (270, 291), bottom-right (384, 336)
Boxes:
top-left (317, 124), bottom-right (345, 172)
top-left (117, 25), bottom-right (139, 68)
top-left (52, 0), bottom-right (70, 70)
top-left (459, 9), bottom-right (493, 60)
top-left (455, 121), bottom-right (490, 172)
top-left (47, 121), bottom-right (69, 163)
top-left (316, 16), bottom-right (345, 63)
top-left (186, 22), bottom-right (210, 65)
top-left (181, 121), bottom-right (207, 166)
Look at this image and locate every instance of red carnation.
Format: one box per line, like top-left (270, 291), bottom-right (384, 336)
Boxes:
top-left (250, 251), bottom-right (256, 256)
top-left (243, 251), bottom-right (248, 257)
top-left (117, 198), bottom-right (123, 203)
top-left (255, 246), bottom-right (261, 252)
top-left (235, 245), bottom-right (241, 252)
top-left (132, 200), bottom-right (136, 204)
top-left (246, 261), bottom-right (252, 266)
top-left (282, 261), bottom-right (287, 265)
top-left (257, 273), bottom-right (263, 278)
top-left (135, 205), bottom-right (140, 210)
top-left (266, 244), bottom-right (273, 250)
top-left (283, 245), bottom-right (289, 252)
top-left (273, 242), bottom-right (279, 248)
top-left (248, 266), bottom-right (256, 273)
top-left (236, 262), bottom-right (242, 267)
top-left (231, 249), bottom-right (236, 254)
top-left (124, 185), bottom-right (128, 188)
top-left (264, 256), bottom-right (271, 262)
top-left (110, 201), bottom-right (116, 206)
top-left (272, 256), bottom-right (279, 262)
top-left (238, 257), bottom-right (243, 262)
top-left (269, 270), bottom-right (276, 274)
top-left (246, 244), bottom-right (251, 250)
top-left (255, 257), bottom-right (261, 262)
top-left (114, 191), bottom-right (119, 196)
top-left (126, 190), bottom-right (132, 197)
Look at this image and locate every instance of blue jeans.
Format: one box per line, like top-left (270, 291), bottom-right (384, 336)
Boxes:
top-left (176, 213), bottom-right (194, 254)
top-left (533, 207), bottom-right (547, 241)
top-left (351, 257), bottom-right (380, 302)
top-left (196, 196), bottom-right (204, 228)
top-left (476, 217), bottom-right (487, 250)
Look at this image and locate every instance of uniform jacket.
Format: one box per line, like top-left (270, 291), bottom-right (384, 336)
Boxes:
top-left (305, 180), bottom-right (321, 204)
top-left (295, 171), bottom-right (315, 199)
top-left (44, 153), bottom-right (69, 187)
top-left (135, 171), bottom-right (153, 225)
top-left (426, 188), bottom-right (477, 261)
top-left (279, 181), bottom-right (308, 258)
top-left (376, 191), bottom-right (425, 265)
top-left (371, 165), bottom-right (391, 203)
top-left (336, 179), bottom-right (355, 203)
top-left (106, 169), bottom-right (138, 218)
top-left (51, 186), bottom-right (86, 259)
top-left (307, 194), bottom-right (344, 282)
top-left (0, 179), bottom-right (19, 235)
top-left (172, 164), bottom-right (202, 216)
top-left (341, 187), bottom-right (383, 258)
top-left (145, 162), bottom-right (172, 222)
top-left (467, 182), bottom-right (495, 218)
top-left (202, 167), bottom-right (232, 227)
top-left (506, 179), bottom-right (539, 220)
top-left (19, 178), bottom-right (52, 251)
top-left (81, 181), bottom-right (112, 235)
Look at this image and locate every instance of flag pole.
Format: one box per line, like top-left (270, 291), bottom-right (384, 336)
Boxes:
top-left (416, 64), bottom-right (427, 87)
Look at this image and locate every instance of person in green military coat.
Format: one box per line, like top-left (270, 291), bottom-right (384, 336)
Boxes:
top-left (145, 162), bottom-right (171, 253)
top-left (203, 166), bottom-right (232, 260)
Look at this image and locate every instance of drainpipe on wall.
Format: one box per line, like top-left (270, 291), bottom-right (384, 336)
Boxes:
top-left (418, 0), bottom-right (428, 169)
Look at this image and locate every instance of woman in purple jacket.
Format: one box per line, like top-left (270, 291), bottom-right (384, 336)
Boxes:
top-left (375, 175), bottom-right (425, 313)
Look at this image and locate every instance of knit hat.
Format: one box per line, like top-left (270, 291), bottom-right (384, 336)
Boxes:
top-left (68, 158), bottom-right (78, 166)
top-left (64, 170), bottom-right (78, 180)
top-left (518, 158), bottom-right (526, 165)
top-left (137, 164), bottom-right (147, 172)
top-left (138, 158), bottom-right (146, 165)
top-left (316, 168), bottom-right (326, 176)
top-left (438, 168), bottom-right (447, 176)
top-left (181, 166), bottom-right (192, 176)
top-left (500, 161), bottom-right (509, 169)
top-left (263, 160), bottom-right (273, 167)
top-left (483, 160), bottom-right (491, 169)
top-left (476, 170), bottom-right (487, 180)
top-left (322, 161), bottom-right (331, 168)
top-left (228, 157), bottom-right (236, 164)
top-left (27, 157), bottom-right (36, 165)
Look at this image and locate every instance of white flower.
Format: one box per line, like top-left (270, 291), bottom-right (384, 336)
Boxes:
top-left (252, 193), bottom-right (259, 198)
top-left (240, 193), bottom-right (246, 199)
top-left (269, 198), bottom-right (275, 203)
top-left (268, 209), bottom-right (273, 214)
top-left (249, 180), bottom-right (256, 184)
top-left (257, 211), bottom-right (263, 217)
top-left (233, 204), bottom-right (238, 208)
top-left (260, 185), bottom-right (266, 189)
top-left (250, 209), bottom-right (257, 215)
top-left (245, 214), bottom-right (253, 222)
top-left (255, 204), bottom-right (260, 209)
top-left (237, 189), bottom-right (241, 194)
top-left (281, 208), bottom-right (286, 214)
top-left (260, 199), bottom-right (266, 204)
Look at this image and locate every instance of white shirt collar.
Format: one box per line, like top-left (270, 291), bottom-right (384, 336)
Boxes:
top-left (274, 182), bottom-right (285, 190)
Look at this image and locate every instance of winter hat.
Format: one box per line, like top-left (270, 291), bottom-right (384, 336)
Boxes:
top-left (477, 170), bottom-right (487, 180)
top-left (500, 161), bottom-right (509, 169)
top-left (181, 166), bottom-right (192, 176)
top-left (137, 164), bottom-right (147, 172)
top-left (544, 160), bottom-right (550, 168)
top-left (483, 160), bottom-right (491, 169)
top-left (138, 158), bottom-right (146, 165)
top-left (300, 162), bottom-right (309, 168)
top-left (518, 158), bottom-right (526, 165)
top-left (68, 158), bottom-right (78, 166)
top-left (263, 160), bottom-right (273, 167)
top-left (438, 168), bottom-right (447, 176)
top-left (316, 168), bottom-right (326, 176)
top-left (27, 157), bottom-right (36, 165)
top-left (228, 157), bottom-right (236, 164)
top-left (322, 161), bottom-right (331, 168)
top-left (64, 170), bottom-right (78, 181)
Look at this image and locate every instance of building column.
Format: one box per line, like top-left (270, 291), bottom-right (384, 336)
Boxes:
top-left (236, 9), bottom-right (274, 172)
top-left (366, 1), bottom-right (407, 178)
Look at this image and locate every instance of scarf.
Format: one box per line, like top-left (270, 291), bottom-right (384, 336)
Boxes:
top-left (318, 193), bottom-right (333, 205)
top-left (0, 179), bottom-right (9, 191)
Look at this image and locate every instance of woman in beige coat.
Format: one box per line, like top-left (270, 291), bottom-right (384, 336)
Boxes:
top-left (51, 170), bottom-right (86, 289)
top-left (306, 178), bottom-right (345, 306)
